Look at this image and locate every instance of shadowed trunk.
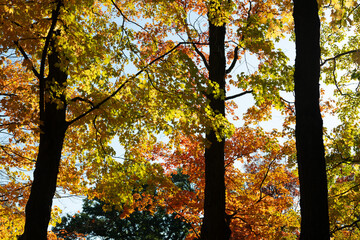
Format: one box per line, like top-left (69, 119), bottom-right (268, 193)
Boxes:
top-left (19, 46), bottom-right (68, 240)
top-left (293, 0), bottom-right (330, 239)
top-left (200, 17), bottom-right (231, 240)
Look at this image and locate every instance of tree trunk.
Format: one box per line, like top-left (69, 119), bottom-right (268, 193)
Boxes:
top-left (19, 47), bottom-right (68, 240)
top-left (293, 0), bottom-right (330, 239)
top-left (200, 19), bottom-right (231, 240)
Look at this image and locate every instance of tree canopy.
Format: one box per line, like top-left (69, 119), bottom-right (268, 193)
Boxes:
top-left (1, 0), bottom-right (360, 239)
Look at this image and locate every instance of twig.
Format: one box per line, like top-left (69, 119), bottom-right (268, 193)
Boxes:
top-left (331, 219), bottom-right (360, 235)
top-left (0, 145), bottom-right (36, 163)
top-left (329, 183), bottom-right (360, 199)
top-left (70, 97), bottom-right (94, 107)
top-left (257, 158), bottom-right (277, 203)
top-left (165, 200), bottom-right (200, 239)
top-left (331, 58), bottom-right (355, 98)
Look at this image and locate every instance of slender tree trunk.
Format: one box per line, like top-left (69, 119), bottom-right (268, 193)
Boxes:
top-left (19, 47), bottom-right (68, 240)
top-left (293, 0), bottom-right (330, 239)
top-left (200, 18), bottom-right (231, 240)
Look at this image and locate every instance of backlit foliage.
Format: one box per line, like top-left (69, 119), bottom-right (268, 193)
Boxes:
top-left (318, 1), bottom-right (360, 238)
top-left (146, 127), bottom-right (299, 239)
top-left (1, 0), bottom-right (360, 239)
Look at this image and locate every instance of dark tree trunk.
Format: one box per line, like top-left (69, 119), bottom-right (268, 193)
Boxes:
top-left (200, 19), bottom-right (231, 240)
top-left (19, 47), bottom-right (68, 240)
top-left (293, 0), bottom-right (330, 239)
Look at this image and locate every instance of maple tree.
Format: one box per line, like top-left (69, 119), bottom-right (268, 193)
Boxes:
top-left (293, 0), bottom-right (330, 238)
top-left (289, 0), bottom-right (360, 238)
top-left (0, 0), bottom-right (185, 238)
top-left (0, 0), bottom-right (297, 238)
top-left (4, 0), bottom-right (360, 239)
top-left (111, 1), bottom-right (294, 238)
top-left (146, 126), bottom-right (299, 239)
top-left (317, 0), bottom-right (360, 238)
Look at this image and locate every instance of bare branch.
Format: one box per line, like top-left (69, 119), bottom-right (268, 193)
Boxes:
top-left (225, 90), bottom-right (252, 101)
top-left (331, 58), bottom-right (356, 99)
top-left (321, 49), bottom-right (360, 66)
top-left (226, 46), bottom-right (239, 74)
top-left (192, 42), bottom-right (210, 71)
top-left (111, 0), bottom-right (149, 35)
top-left (257, 158), bottom-right (277, 203)
top-left (13, 41), bottom-right (40, 79)
top-left (0, 145), bottom-right (36, 163)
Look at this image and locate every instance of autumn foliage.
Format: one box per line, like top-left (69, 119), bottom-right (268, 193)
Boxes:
top-left (144, 127), bottom-right (298, 239)
top-left (1, 0), bottom-right (360, 239)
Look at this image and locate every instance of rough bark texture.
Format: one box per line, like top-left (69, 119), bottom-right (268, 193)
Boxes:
top-left (19, 47), bottom-right (68, 240)
top-left (200, 20), bottom-right (231, 240)
top-left (293, 0), bottom-right (330, 239)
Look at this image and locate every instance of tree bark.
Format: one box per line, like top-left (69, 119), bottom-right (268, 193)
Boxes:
top-left (200, 18), bottom-right (231, 240)
top-left (19, 46), bottom-right (68, 240)
top-left (293, 0), bottom-right (330, 239)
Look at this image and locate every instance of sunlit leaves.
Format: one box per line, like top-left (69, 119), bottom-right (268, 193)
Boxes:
top-left (319, 5), bottom-right (360, 236)
top-left (0, 0), bottom-right (313, 238)
top-left (146, 127), bottom-right (299, 239)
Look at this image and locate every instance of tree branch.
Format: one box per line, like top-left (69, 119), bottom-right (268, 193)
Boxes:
top-left (280, 97), bottom-right (295, 114)
top-left (331, 58), bottom-right (355, 99)
top-left (70, 97), bottom-right (94, 107)
top-left (92, 115), bottom-right (107, 155)
top-left (321, 49), bottom-right (360, 66)
top-left (257, 158), bottom-right (277, 203)
top-left (225, 90), bottom-right (252, 101)
top-left (0, 144), bottom-right (36, 163)
top-left (165, 199), bottom-right (200, 239)
top-left (331, 218), bottom-right (360, 235)
top-left (226, 46), bottom-right (239, 74)
top-left (39, 0), bottom-right (62, 79)
top-left (111, 0), bottom-right (149, 34)
top-left (329, 183), bottom-right (360, 199)
top-left (13, 41), bottom-right (40, 79)
top-left (67, 42), bottom-right (187, 125)
top-left (192, 42), bottom-right (210, 71)
top-left (37, 0), bottom-right (63, 124)
top-left (145, 70), bottom-right (168, 94)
